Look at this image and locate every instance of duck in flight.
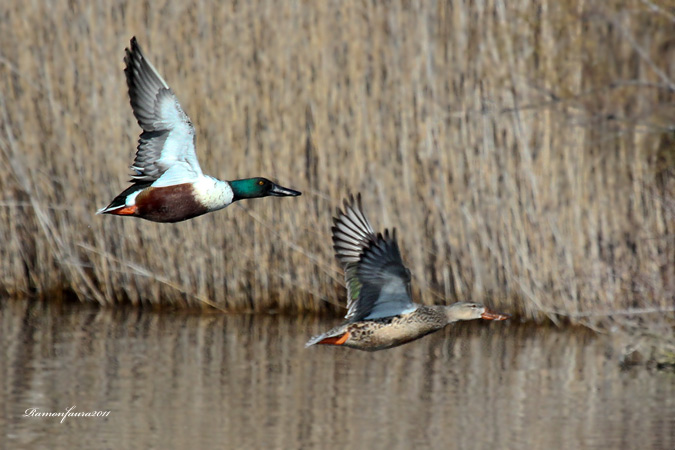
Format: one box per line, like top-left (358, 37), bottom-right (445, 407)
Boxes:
top-left (306, 194), bottom-right (509, 351)
top-left (98, 37), bottom-right (300, 223)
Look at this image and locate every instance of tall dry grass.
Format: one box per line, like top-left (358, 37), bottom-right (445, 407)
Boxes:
top-left (0, 1), bottom-right (673, 330)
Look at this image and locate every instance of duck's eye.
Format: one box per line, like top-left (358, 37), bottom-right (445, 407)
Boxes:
top-left (258, 180), bottom-right (265, 186)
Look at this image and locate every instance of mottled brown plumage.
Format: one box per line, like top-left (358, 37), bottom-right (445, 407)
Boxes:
top-left (306, 194), bottom-right (509, 351)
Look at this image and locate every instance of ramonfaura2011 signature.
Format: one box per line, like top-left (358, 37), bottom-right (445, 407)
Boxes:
top-left (24, 406), bottom-right (111, 423)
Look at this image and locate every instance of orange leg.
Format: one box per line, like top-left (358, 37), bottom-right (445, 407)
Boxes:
top-left (318, 332), bottom-right (350, 346)
top-left (110, 205), bottom-right (138, 216)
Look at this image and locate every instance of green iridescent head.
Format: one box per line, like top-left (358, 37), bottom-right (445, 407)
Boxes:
top-left (230, 178), bottom-right (301, 202)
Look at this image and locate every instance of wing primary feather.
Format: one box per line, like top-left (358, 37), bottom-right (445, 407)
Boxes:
top-left (121, 37), bottom-right (203, 185)
top-left (331, 193), bottom-right (378, 267)
top-left (331, 194), bottom-right (415, 322)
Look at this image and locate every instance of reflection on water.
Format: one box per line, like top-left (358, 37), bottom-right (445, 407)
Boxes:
top-left (0, 301), bottom-right (673, 449)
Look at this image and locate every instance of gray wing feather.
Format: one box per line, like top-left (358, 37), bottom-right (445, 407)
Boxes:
top-left (332, 194), bottom-right (377, 319)
top-left (353, 229), bottom-right (415, 321)
top-left (332, 194), bottom-right (376, 266)
top-left (124, 37), bottom-right (202, 183)
top-left (331, 194), bottom-right (415, 322)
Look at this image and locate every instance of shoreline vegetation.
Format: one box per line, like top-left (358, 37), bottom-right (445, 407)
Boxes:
top-left (0, 2), bottom-right (673, 364)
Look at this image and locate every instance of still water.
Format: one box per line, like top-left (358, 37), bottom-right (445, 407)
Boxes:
top-left (0, 300), bottom-right (672, 449)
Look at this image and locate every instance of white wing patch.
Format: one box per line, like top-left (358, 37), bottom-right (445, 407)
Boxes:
top-left (125, 38), bottom-right (204, 184)
top-left (153, 93), bottom-right (202, 179)
top-left (151, 164), bottom-right (200, 187)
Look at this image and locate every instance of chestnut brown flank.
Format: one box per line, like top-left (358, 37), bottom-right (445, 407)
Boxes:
top-left (134, 184), bottom-right (209, 223)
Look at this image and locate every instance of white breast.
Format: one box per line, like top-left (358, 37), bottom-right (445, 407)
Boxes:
top-left (193, 176), bottom-right (234, 211)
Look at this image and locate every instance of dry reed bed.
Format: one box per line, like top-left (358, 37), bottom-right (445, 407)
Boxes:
top-left (0, 1), bottom-right (673, 335)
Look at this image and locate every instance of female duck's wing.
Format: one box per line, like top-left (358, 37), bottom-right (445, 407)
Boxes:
top-left (352, 229), bottom-right (416, 321)
top-left (332, 194), bottom-right (416, 322)
top-left (332, 194), bottom-right (377, 319)
top-left (124, 37), bottom-right (203, 185)
top-left (331, 193), bottom-right (376, 266)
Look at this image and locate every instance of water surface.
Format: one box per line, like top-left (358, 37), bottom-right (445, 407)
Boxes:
top-left (1, 301), bottom-right (673, 449)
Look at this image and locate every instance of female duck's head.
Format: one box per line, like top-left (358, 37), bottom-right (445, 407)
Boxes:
top-left (444, 302), bottom-right (510, 323)
top-left (230, 178), bottom-right (301, 201)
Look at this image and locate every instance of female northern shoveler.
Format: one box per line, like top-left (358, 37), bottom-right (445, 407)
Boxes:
top-left (98, 37), bottom-right (301, 223)
top-left (306, 194), bottom-right (509, 351)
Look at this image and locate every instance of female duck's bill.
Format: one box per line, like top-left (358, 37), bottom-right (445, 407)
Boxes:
top-left (306, 194), bottom-right (509, 351)
top-left (97, 37), bottom-right (301, 223)
top-left (480, 309), bottom-right (510, 320)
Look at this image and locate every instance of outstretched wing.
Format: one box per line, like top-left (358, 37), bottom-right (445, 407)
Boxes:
top-left (332, 193), bottom-right (376, 266)
top-left (124, 37), bottom-right (203, 185)
top-left (353, 229), bottom-right (416, 321)
top-left (332, 194), bottom-right (376, 319)
top-left (332, 194), bottom-right (416, 322)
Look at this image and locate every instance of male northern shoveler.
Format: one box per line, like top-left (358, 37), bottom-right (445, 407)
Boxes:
top-left (306, 194), bottom-right (509, 351)
top-left (97, 37), bottom-right (301, 223)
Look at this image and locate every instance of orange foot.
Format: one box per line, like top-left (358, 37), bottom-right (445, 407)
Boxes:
top-left (319, 332), bottom-right (350, 346)
top-left (111, 205), bottom-right (138, 216)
